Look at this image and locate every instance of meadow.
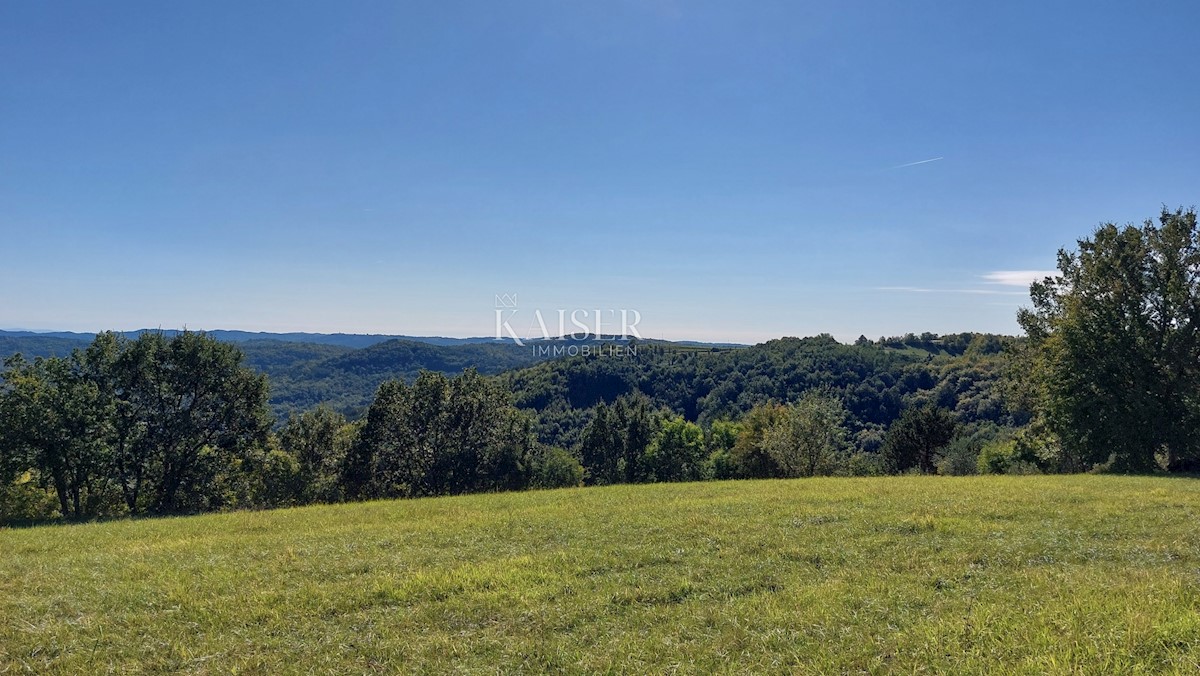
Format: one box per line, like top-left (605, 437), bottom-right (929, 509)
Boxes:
top-left (3, 475), bottom-right (1200, 673)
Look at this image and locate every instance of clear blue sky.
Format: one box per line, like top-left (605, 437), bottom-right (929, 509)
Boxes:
top-left (2, 1), bottom-right (1197, 343)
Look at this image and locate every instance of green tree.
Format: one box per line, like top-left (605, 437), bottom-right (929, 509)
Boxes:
top-left (614, 394), bottom-right (656, 483)
top-left (278, 405), bottom-right (352, 504)
top-left (705, 419), bottom-right (741, 480)
top-left (434, 369), bottom-right (532, 495)
top-left (645, 416), bottom-right (706, 482)
top-left (579, 403), bottom-right (620, 485)
top-left (343, 379), bottom-right (414, 499)
top-left (110, 331), bottom-right (272, 514)
top-left (0, 353), bottom-right (113, 519)
top-left (0, 358), bottom-right (33, 498)
top-left (346, 369), bottom-right (535, 498)
top-left (762, 391), bottom-right (849, 478)
top-left (529, 446), bottom-right (584, 489)
top-left (255, 447), bottom-right (303, 508)
top-left (881, 404), bottom-right (957, 474)
top-left (1017, 208), bottom-right (1200, 472)
top-left (730, 403), bottom-right (788, 478)
top-left (578, 394), bottom-right (658, 485)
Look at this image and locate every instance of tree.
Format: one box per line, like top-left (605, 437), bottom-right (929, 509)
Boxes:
top-left (579, 403), bottom-right (620, 485)
top-left (0, 353), bottom-right (113, 519)
top-left (278, 405), bottom-right (352, 504)
top-left (705, 420), bottom-right (741, 480)
top-left (529, 446), bottom-right (584, 489)
top-left (345, 369), bottom-right (536, 498)
top-left (0, 357), bottom-right (38, 501)
top-left (434, 369), bottom-right (530, 495)
top-left (108, 331), bottom-right (272, 514)
top-left (343, 379), bottom-right (413, 499)
top-left (730, 403), bottom-right (788, 478)
top-left (645, 416), bottom-right (706, 482)
top-left (1018, 207), bottom-right (1200, 472)
top-left (578, 394), bottom-right (658, 485)
top-left (761, 391), bottom-right (849, 478)
top-left (614, 394), bottom-right (656, 483)
top-left (881, 404), bottom-right (957, 474)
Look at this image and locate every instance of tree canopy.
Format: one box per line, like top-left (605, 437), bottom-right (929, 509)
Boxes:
top-left (1018, 207), bottom-right (1200, 472)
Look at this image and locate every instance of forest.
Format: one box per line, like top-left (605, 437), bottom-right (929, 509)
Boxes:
top-left (1, 207), bottom-right (1197, 524)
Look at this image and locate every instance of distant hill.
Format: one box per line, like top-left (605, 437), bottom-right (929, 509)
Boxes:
top-left (0, 329), bottom-right (746, 351)
top-left (1, 329), bottom-right (1017, 438)
top-left (0, 329), bottom-right (745, 420)
top-left (0, 331), bottom-right (546, 418)
top-left (263, 338), bottom-right (549, 417)
top-left (0, 335), bottom-right (87, 360)
top-left (0, 329), bottom-right (508, 349)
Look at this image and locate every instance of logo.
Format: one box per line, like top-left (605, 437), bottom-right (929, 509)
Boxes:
top-left (494, 293), bottom-right (642, 354)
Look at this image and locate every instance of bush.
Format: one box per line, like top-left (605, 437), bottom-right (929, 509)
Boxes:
top-left (0, 471), bottom-right (61, 525)
top-left (705, 449), bottom-right (737, 480)
top-left (845, 451), bottom-right (887, 477)
top-left (254, 449), bottom-right (303, 508)
top-left (531, 447), bottom-right (584, 489)
top-left (881, 405), bottom-right (957, 474)
top-left (977, 439), bottom-right (1017, 474)
top-left (937, 437), bottom-right (980, 476)
top-left (645, 416), bottom-right (707, 482)
top-left (1006, 460), bottom-right (1042, 475)
top-left (976, 428), bottom-right (1056, 474)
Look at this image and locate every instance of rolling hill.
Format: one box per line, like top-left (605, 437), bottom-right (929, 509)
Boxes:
top-left (2, 475), bottom-right (1197, 672)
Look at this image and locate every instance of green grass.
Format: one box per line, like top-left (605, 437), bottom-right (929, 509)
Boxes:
top-left (3, 476), bottom-right (1200, 673)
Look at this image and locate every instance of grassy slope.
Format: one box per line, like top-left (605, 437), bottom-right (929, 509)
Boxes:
top-left (2, 476), bottom-right (1200, 673)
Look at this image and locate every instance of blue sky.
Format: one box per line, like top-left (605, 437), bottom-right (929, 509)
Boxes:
top-left (2, 1), bottom-right (1197, 343)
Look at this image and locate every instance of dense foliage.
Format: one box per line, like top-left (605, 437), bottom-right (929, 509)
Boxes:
top-left (0, 329), bottom-right (1026, 523)
top-left (1017, 207), bottom-right (1200, 473)
top-left (263, 339), bottom-right (547, 418)
top-left (0, 331), bottom-right (272, 519)
top-left (505, 334), bottom-right (1019, 453)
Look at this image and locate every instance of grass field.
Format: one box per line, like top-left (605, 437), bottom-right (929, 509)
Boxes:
top-left (3, 476), bottom-right (1200, 673)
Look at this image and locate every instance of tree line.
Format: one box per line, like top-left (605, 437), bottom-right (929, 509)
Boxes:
top-left (3, 207), bottom-right (1198, 523)
top-left (0, 332), bottom-right (586, 523)
top-left (0, 329), bottom-right (992, 523)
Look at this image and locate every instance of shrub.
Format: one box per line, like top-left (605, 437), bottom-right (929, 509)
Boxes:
top-left (531, 447), bottom-right (584, 489)
top-left (705, 448), bottom-right (737, 480)
top-left (255, 449), bottom-right (302, 508)
top-left (846, 451), bottom-right (886, 477)
top-left (977, 439), bottom-right (1017, 474)
top-left (0, 471), bottom-right (61, 525)
top-left (937, 437), bottom-right (980, 476)
top-left (977, 431), bottom-right (1050, 475)
top-left (881, 405), bottom-right (957, 474)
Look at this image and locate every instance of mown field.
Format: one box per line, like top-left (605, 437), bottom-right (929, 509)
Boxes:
top-left (3, 476), bottom-right (1200, 673)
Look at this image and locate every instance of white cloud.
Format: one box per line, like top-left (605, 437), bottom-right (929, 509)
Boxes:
top-left (981, 270), bottom-right (1058, 287)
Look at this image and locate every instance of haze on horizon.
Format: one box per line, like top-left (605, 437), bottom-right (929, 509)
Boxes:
top-left (2, 1), bottom-right (1197, 343)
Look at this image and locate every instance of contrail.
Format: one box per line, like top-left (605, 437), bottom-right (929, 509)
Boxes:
top-left (891, 156), bottom-right (943, 169)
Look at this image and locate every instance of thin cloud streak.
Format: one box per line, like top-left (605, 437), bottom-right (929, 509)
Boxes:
top-left (891, 157), bottom-right (943, 169)
top-left (877, 286), bottom-right (1028, 296)
top-left (982, 270), bottom-right (1058, 287)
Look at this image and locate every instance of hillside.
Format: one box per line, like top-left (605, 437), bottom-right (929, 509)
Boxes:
top-left (0, 330), bottom-right (1017, 435)
top-left (505, 334), bottom-right (1019, 450)
top-left (0, 332), bottom-right (545, 419)
top-left (265, 338), bottom-right (547, 416)
top-left (0, 331), bottom-right (752, 420)
top-left (2, 475), bottom-right (1198, 672)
